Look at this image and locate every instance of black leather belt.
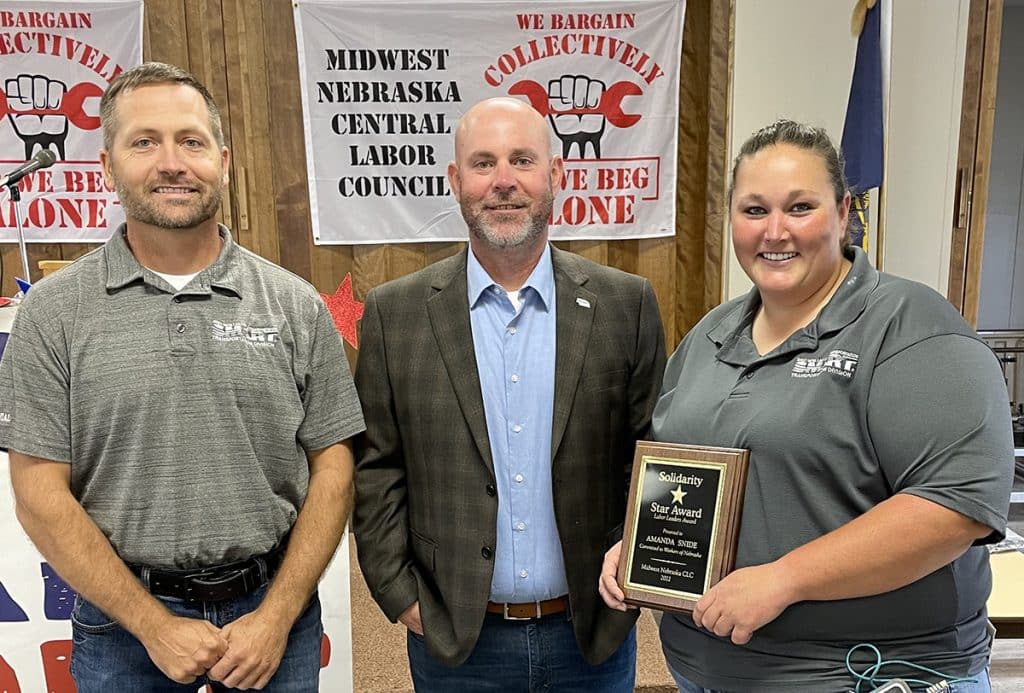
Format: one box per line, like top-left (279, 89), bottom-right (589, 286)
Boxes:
top-left (130, 542), bottom-right (286, 603)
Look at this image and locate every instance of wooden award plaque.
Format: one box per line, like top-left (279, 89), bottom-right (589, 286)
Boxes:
top-left (616, 441), bottom-right (749, 612)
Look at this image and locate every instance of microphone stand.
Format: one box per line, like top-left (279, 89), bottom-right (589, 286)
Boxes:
top-left (5, 180), bottom-right (32, 293)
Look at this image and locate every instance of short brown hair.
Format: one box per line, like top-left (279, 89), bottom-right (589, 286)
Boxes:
top-left (100, 62), bottom-right (224, 150)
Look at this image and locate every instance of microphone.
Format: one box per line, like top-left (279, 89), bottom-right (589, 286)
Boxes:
top-left (0, 149), bottom-right (57, 188)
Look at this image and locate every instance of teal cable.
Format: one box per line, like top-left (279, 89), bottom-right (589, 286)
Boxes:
top-left (845, 643), bottom-right (979, 692)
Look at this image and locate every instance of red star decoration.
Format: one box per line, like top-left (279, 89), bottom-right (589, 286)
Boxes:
top-left (322, 273), bottom-right (364, 349)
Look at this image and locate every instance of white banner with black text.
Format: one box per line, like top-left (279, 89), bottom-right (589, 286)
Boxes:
top-left (294, 0), bottom-right (684, 244)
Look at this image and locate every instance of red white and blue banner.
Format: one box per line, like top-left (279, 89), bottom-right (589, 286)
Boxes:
top-left (0, 1), bottom-right (142, 243)
top-left (0, 309), bottom-right (356, 690)
top-left (294, 0), bottom-right (685, 244)
top-left (0, 448), bottom-right (357, 691)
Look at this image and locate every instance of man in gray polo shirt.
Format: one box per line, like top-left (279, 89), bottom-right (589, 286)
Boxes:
top-left (0, 62), bottom-right (364, 692)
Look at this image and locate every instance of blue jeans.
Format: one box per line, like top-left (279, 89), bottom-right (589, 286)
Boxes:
top-left (407, 611), bottom-right (636, 692)
top-left (945, 669), bottom-right (992, 693)
top-left (669, 664), bottom-right (992, 693)
top-left (69, 585), bottom-right (323, 692)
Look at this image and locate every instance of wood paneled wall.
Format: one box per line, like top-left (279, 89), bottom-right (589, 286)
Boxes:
top-left (2, 0), bottom-right (731, 353)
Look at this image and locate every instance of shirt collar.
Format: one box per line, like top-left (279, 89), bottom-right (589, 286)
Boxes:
top-left (707, 247), bottom-right (879, 362)
top-left (814, 246), bottom-right (879, 334)
top-left (467, 243), bottom-right (555, 310)
top-left (104, 224), bottom-right (242, 296)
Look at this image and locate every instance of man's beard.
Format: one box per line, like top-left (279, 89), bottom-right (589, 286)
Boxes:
top-left (464, 188), bottom-right (553, 250)
top-left (115, 177), bottom-right (223, 230)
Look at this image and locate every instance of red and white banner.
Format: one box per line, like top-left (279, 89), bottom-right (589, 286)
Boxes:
top-left (294, 0), bottom-right (684, 244)
top-left (0, 1), bottom-right (142, 243)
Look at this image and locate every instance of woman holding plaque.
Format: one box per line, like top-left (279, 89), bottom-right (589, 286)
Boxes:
top-left (599, 120), bottom-right (1014, 692)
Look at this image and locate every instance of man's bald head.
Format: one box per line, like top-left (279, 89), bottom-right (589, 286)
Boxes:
top-left (447, 97), bottom-right (563, 256)
top-left (453, 97), bottom-right (552, 161)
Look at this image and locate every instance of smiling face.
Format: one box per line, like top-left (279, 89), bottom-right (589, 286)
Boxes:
top-left (447, 98), bottom-right (562, 252)
top-left (100, 82), bottom-right (229, 233)
top-left (730, 143), bottom-right (851, 307)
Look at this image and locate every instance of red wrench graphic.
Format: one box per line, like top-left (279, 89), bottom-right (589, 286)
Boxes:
top-left (508, 79), bottom-right (642, 129)
top-left (0, 82), bottom-right (103, 130)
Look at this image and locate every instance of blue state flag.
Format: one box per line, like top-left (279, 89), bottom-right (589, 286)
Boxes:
top-left (841, 0), bottom-right (884, 249)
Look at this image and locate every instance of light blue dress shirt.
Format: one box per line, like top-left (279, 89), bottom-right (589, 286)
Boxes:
top-left (467, 245), bottom-right (569, 602)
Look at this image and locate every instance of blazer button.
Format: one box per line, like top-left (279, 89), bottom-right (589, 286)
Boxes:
top-left (481, 546), bottom-right (493, 560)
top-left (485, 484), bottom-right (496, 497)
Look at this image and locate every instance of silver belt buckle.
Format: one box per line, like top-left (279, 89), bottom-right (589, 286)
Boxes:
top-left (503, 601), bottom-right (542, 620)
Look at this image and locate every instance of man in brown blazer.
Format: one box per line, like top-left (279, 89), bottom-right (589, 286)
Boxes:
top-left (353, 97), bottom-right (666, 691)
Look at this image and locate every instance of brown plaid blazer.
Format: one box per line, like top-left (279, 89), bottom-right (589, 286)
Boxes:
top-left (353, 245), bottom-right (666, 667)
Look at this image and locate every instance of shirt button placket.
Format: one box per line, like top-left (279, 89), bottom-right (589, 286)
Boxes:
top-left (169, 296), bottom-right (190, 350)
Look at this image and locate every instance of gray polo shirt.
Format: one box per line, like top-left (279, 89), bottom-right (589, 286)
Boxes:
top-left (655, 248), bottom-right (1013, 691)
top-left (0, 225), bottom-right (364, 569)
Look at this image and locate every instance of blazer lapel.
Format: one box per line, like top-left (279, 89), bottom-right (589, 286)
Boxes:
top-left (551, 247), bottom-right (596, 458)
top-left (426, 251), bottom-right (495, 474)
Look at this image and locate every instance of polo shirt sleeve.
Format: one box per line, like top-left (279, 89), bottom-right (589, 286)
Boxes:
top-left (0, 306), bottom-right (72, 463)
top-left (867, 333), bottom-right (1013, 541)
top-left (295, 298), bottom-right (365, 451)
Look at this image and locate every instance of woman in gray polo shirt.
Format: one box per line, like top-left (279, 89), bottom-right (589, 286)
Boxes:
top-left (600, 120), bottom-right (1013, 692)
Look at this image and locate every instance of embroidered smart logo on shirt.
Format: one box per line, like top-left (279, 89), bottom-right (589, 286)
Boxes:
top-left (791, 350), bottom-right (859, 379)
top-left (212, 320), bottom-right (280, 346)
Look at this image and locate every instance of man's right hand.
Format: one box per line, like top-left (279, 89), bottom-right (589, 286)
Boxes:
top-left (398, 601), bottom-right (423, 635)
top-left (142, 614), bottom-right (228, 683)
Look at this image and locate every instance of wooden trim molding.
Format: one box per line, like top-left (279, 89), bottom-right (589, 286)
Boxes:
top-left (949, 0), bottom-right (1002, 326)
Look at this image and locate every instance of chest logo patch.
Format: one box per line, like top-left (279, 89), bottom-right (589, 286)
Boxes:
top-left (791, 349), bottom-right (858, 379)
top-left (212, 320), bottom-right (280, 346)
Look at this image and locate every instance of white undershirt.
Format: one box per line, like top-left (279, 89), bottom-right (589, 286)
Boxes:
top-left (506, 289), bottom-right (522, 313)
top-left (150, 269), bottom-right (199, 291)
